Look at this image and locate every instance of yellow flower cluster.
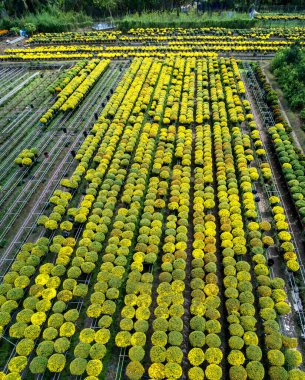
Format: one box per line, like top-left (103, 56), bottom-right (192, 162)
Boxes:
top-left (39, 59), bottom-right (109, 124)
top-left (257, 14), bottom-right (305, 20)
top-left (28, 30), bottom-right (121, 44)
top-left (14, 148), bottom-right (38, 167)
top-left (3, 26), bottom-right (305, 63)
top-left (1, 55), bottom-right (305, 380)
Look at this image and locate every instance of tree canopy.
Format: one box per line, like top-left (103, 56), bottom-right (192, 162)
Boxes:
top-left (2, 0), bottom-right (305, 18)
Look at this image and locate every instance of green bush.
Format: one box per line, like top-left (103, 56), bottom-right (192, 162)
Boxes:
top-left (246, 361), bottom-right (265, 380)
top-left (229, 323), bottom-right (244, 338)
top-left (229, 336), bottom-right (244, 350)
top-left (265, 332), bottom-right (283, 350)
top-left (70, 358), bottom-right (87, 376)
top-left (206, 333), bottom-right (221, 348)
top-left (74, 342), bottom-right (91, 359)
top-left (267, 349), bottom-right (285, 366)
top-left (229, 365), bottom-right (248, 380)
top-left (54, 337), bottom-right (70, 353)
top-left (190, 316), bottom-right (206, 331)
top-left (29, 356), bottom-right (48, 374)
top-left (125, 361), bottom-right (145, 380)
top-left (117, 13), bottom-right (256, 32)
top-left (16, 339), bottom-right (35, 356)
top-left (151, 331), bottom-right (167, 347)
top-left (168, 331), bottom-right (183, 346)
top-left (268, 366), bottom-right (288, 380)
top-left (166, 346), bottom-right (183, 363)
top-left (168, 316), bottom-right (183, 332)
top-left (189, 331), bottom-right (205, 347)
top-left (264, 320), bottom-right (280, 334)
top-left (37, 341), bottom-right (54, 357)
top-left (150, 345), bottom-right (166, 363)
top-left (153, 318), bottom-right (168, 332)
top-left (246, 345), bottom-right (262, 361)
top-left (285, 349), bottom-right (303, 367)
top-left (1, 7), bottom-right (93, 32)
top-left (90, 343), bottom-right (106, 360)
top-left (240, 316), bottom-right (257, 331)
top-left (129, 346), bottom-right (145, 362)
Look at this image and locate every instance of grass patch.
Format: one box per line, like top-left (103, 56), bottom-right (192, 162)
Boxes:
top-left (0, 7), bottom-right (93, 33)
top-left (116, 11), bottom-right (256, 31)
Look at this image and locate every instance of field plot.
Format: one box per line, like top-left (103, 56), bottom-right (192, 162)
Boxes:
top-left (0, 28), bottom-right (305, 380)
top-left (2, 27), bottom-right (305, 60)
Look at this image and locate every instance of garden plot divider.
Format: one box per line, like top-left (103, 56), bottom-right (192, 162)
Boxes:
top-left (237, 70), bottom-right (301, 341)
top-left (54, 61), bottom-right (157, 380)
top-left (107, 62), bottom-right (175, 380)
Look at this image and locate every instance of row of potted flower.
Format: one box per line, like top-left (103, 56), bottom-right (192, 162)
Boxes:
top-left (211, 57), bottom-right (265, 379)
top-left (66, 59), bottom-right (178, 379)
top-left (37, 61), bottom-right (141, 232)
top-left (49, 60), bottom-right (88, 94)
top-left (39, 59), bottom-right (110, 124)
top-left (14, 148), bottom-right (38, 167)
top-left (26, 27), bottom-right (305, 45)
top-left (229, 56), bottom-right (304, 379)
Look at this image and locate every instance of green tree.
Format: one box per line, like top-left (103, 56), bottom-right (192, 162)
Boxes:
top-left (93, 0), bottom-right (116, 18)
top-left (10, 27), bottom-right (20, 35)
top-left (70, 358), bottom-right (87, 375)
top-left (29, 356), bottom-right (48, 374)
top-left (24, 22), bottom-right (36, 35)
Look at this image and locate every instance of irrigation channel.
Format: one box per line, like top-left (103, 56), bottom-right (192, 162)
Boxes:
top-left (242, 62), bottom-right (305, 353)
top-left (0, 60), bottom-right (129, 277)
